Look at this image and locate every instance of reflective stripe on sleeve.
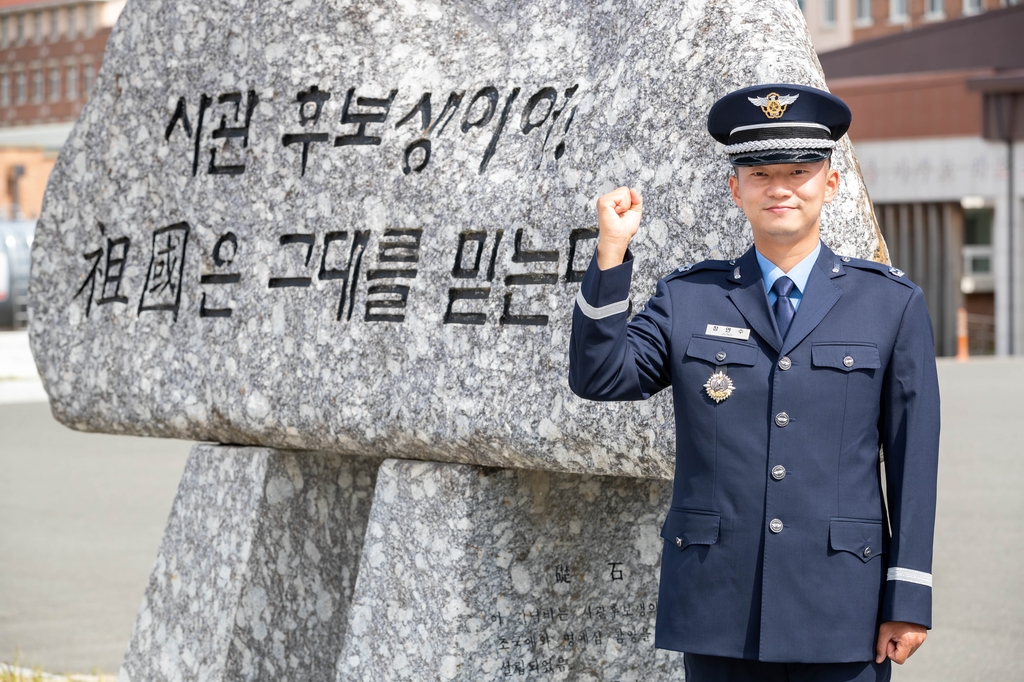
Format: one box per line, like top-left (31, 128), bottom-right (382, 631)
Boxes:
top-left (887, 567), bottom-right (932, 587)
top-left (575, 290), bottom-right (629, 320)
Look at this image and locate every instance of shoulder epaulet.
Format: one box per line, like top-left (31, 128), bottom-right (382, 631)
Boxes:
top-left (838, 256), bottom-right (917, 288)
top-left (664, 259), bottom-right (735, 281)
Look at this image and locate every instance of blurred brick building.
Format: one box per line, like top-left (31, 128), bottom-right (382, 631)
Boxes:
top-left (0, 0), bottom-right (124, 221)
top-left (850, 0), bottom-right (1016, 41)
top-left (802, 0), bottom-right (1020, 51)
top-left (802, 1), bottom-right (1024, 357)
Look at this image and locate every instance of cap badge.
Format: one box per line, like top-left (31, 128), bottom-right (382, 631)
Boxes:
top-left (704, 371), bottom-right (735, 403)
top-left (747, 92), bottom-right (800, 119)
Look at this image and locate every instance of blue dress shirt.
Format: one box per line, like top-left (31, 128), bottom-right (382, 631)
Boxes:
top-left (755, 241), bottom-right (822, 312)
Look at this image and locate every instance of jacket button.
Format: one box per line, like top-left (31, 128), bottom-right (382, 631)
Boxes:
top-left (769, 518), bottom-right (784, 533)
top-left (775, 412), bottom-right (790, 427)
top-left (716, 351), bottom-right (727, 362)
top-left (771, 465), bottom-right (786, 480)
top-left (778, 357), bottom-right (792, 371)
top-left (844, 356), bottom-right (855, 368)
top-left (675, 537), bottom-right (683, 548)
top-left (863, 547), bottom-right (872, 557)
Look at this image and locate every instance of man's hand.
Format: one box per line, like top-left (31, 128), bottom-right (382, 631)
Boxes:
top-left (596, 187), bottom-right (643, 270)
top-left (876, 621), bottom-right (927, 665)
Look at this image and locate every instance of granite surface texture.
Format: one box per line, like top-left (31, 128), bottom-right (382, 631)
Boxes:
top-left (30, 0), bottom-right (885, 477)
top-left (118, 445), bottom-right (381, 682)
top-left (336, 459), bottom-right (678, 681)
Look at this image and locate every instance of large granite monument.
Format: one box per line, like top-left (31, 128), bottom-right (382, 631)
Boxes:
top-left (27, 0), bottom-right (886, 679)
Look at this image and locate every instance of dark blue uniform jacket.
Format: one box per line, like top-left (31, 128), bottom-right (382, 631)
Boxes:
top-left (569, 243), bottom-right (939, 663)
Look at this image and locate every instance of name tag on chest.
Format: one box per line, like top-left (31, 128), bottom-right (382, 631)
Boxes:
top-left (705, 324), bottom-right (751, 341)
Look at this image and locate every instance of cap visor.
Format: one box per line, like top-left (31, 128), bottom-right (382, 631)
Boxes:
top-left (729, 149), bottom-right (832, 167)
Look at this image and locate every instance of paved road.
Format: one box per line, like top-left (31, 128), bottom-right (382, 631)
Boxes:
top-left (0, 355), bottom-right (1022, 677)
top-left (901, 359), bottom-right (1024, 682)
top-left (0, 402), bottom-right (192, 674)
top-left (0, 331), bottom-right (47, 404)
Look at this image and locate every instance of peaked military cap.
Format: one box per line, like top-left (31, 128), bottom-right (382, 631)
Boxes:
top-left (707, 83), bottom-right (852, 166)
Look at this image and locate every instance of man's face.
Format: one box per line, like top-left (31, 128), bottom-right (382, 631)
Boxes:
top-left (727, 160), bottom-right (840, 244)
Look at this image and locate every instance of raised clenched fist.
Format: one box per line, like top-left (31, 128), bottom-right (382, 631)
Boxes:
top-left (596, 186), bottom-right (643, 270)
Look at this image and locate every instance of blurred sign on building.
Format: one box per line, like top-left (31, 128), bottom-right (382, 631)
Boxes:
top-left (0, 0), bottom-right (125, 221)
top-left (810, 2), bottom-right (1024, 356)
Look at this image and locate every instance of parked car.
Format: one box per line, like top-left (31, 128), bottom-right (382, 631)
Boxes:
top-left (0, 220), bottom-right (35, 330)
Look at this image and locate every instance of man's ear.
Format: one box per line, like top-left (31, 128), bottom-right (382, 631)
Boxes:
top-left (728, 173), bottom-right (743, 208)
top-left (823, 165), bottom-right (840, 204)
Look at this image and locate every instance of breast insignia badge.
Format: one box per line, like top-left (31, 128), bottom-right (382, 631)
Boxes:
top-left (704, 371), bottom-right (735, 403)
top-left (747, 92), bottom-right (799, 119)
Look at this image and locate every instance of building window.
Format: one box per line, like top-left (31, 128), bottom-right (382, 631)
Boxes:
top-left (1, 74), bottom-right (9, 107)
top-left (49, 68), bottom-right (61, 102)
top-left (16, 71), bottom-right (27, 104)
top-left (822, 0), bottom-right (838, 26)
top-left (84, 4), bottom-right (95, 36)
top-left (16, 14), bottom-right (25, 44)
top-left (925, 0), bottom-right (945, 16)
top-left (84, 64), bottom-right (95, 97)
top-left (855, 0), bottom-right (873, 23)
top-left (50, 9), bottom-right (60, 41)
top-left (963, 0), bottom-right (983, 13)
top-left (890, 0), bottom-right (909, 20)
top-left (33, 11), bottom-right (42, 42)
top-left (32, 69), bottom-right (43, 103)
top-left (66, 6), bottom-right (76, 39)
top-left (0, 17), bottom-right (7, 48)
top-left (796, 0), bottom-right (805, 11)
top-left (66, 64), bottom-right (78, 100)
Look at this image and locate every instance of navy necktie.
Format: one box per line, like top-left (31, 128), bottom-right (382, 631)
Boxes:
top-left (772, 276), bottom-right (796, 340)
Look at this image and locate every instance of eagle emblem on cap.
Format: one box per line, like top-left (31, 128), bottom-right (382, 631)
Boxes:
top-left (748, 92), bottom-right (800, 119)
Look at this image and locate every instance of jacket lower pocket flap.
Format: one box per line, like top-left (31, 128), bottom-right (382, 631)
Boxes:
top-left (660, 509), bottom-right (721, 549)
top-left (685, 335), bottom-right (759, 367)
top-left (829, 518), bottom-right (887, 563)
top-left (811, 343), bottom-right (881, 372)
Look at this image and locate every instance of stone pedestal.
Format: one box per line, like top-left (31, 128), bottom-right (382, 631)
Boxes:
top-left (118, 445), bottom-right (381, 682)
top-left (25, 1), bottom-right (893, 678)
top-left (336, 460), bottom-right (679, 681)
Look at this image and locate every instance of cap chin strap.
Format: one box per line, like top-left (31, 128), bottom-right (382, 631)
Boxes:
top-left (724, 138), bottom-right (837, 154)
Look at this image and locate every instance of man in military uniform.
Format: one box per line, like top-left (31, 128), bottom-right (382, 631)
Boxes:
top-left (569, 84), bottom-right (939, 681)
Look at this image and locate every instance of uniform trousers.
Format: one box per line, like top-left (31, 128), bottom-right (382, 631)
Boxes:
top-left (683, 653), bottom-right (892, 682)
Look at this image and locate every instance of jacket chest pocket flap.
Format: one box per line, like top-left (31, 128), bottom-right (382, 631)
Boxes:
top-left (811, 343), bottom-right (881, 372)
top-left (829, 518), bottom-right (887, 563)
top-left (661, 509), bottom-right (721, 550)
top-left (685, 335), bottom-right (759, 367)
